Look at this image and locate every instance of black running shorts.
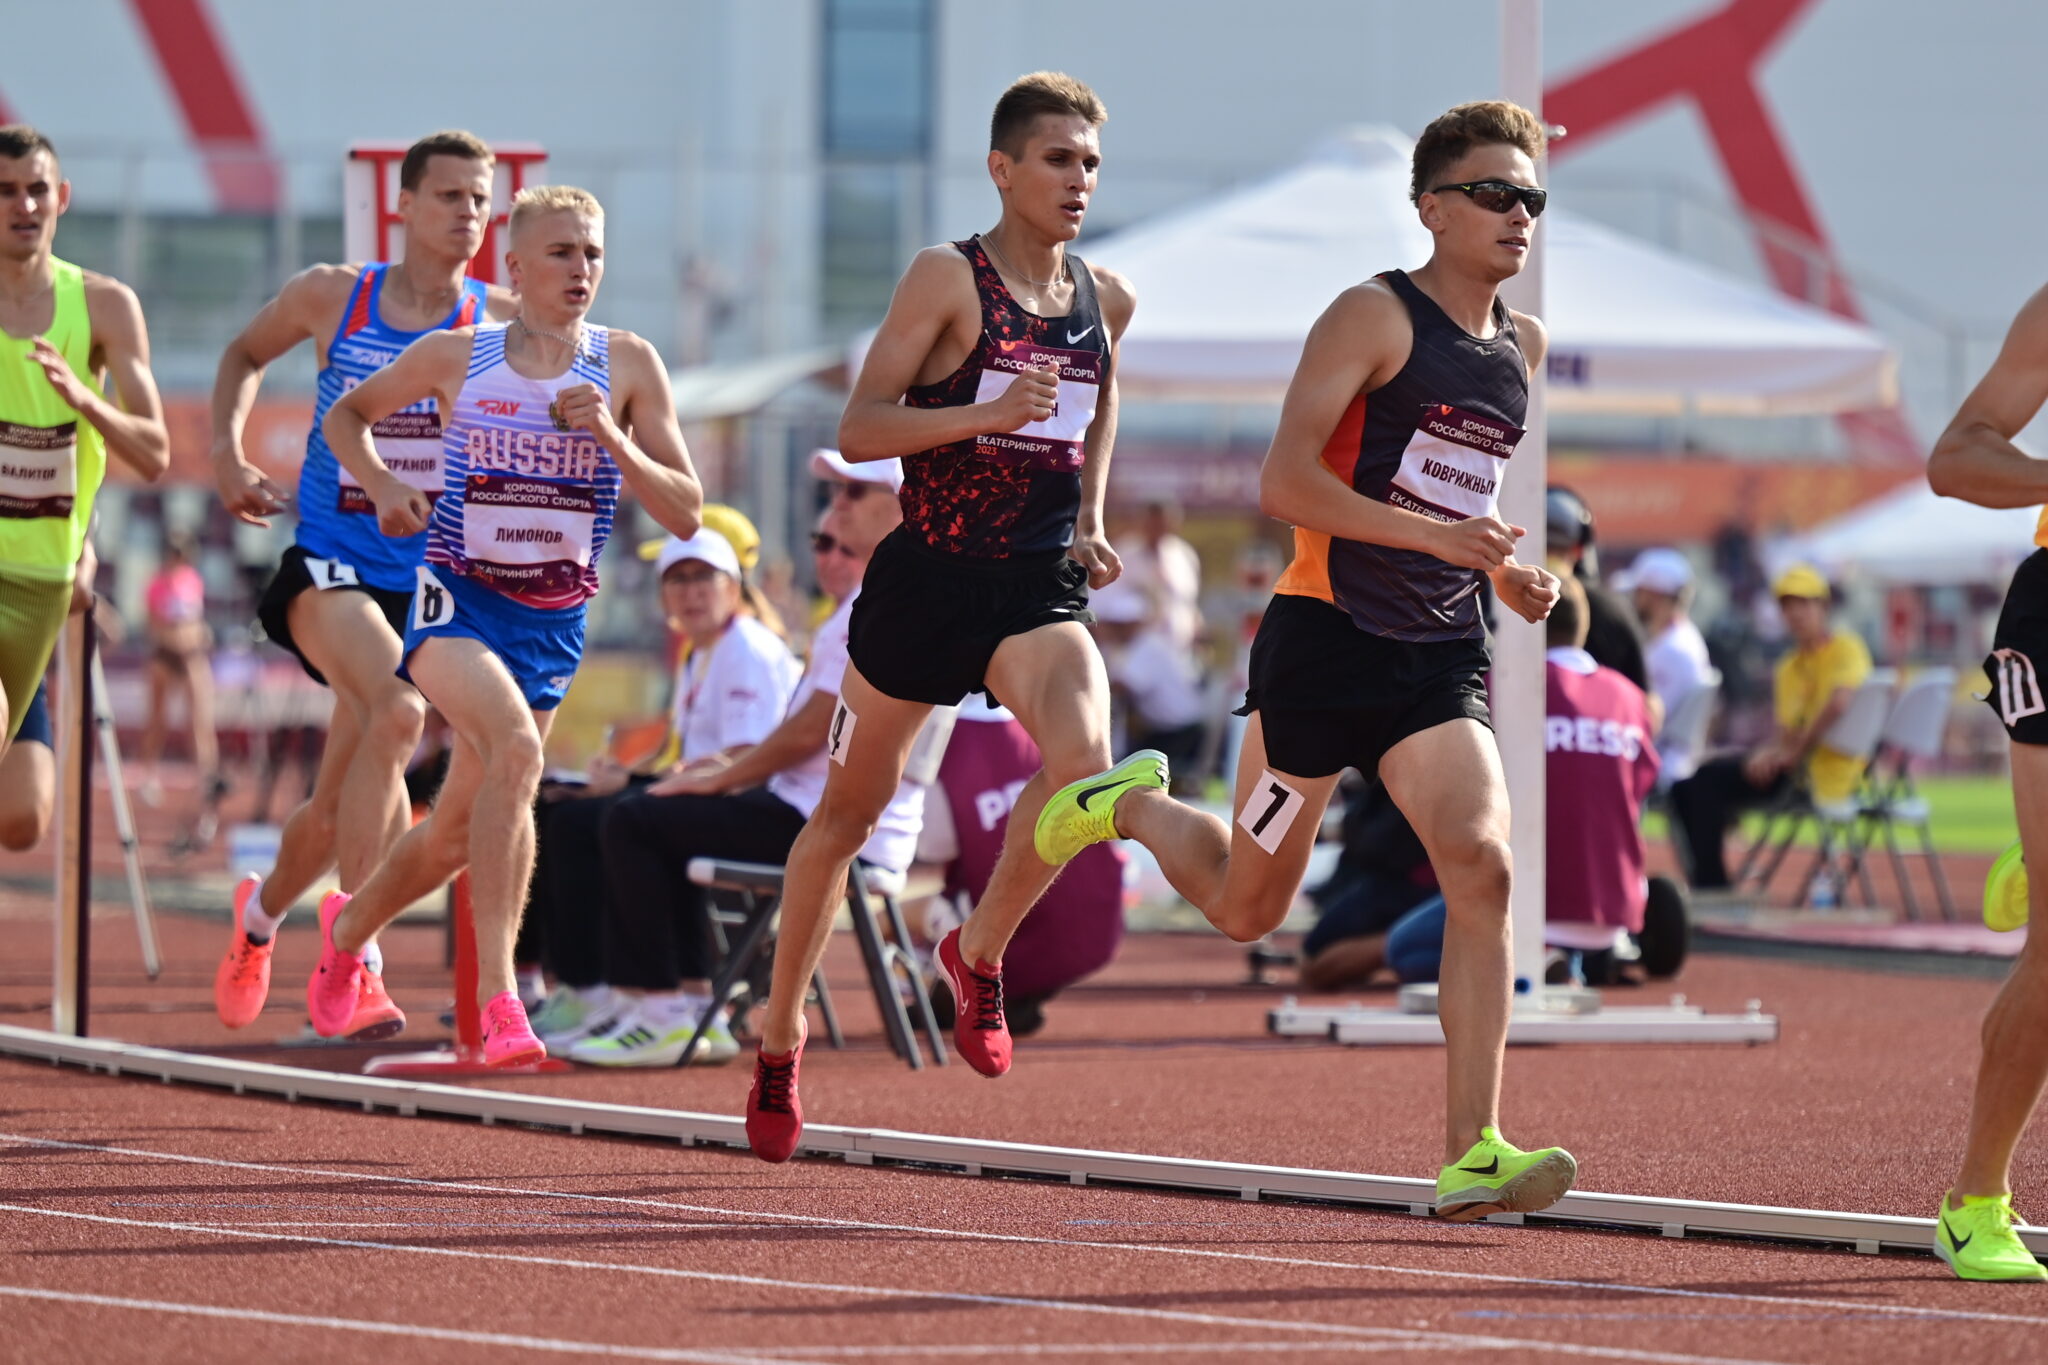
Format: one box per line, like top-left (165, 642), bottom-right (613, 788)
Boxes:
top-left (847, 527), bottom-right (1094, 706)
top-left (1986, 548), bottom-right (2048, 746)
top-left (256, 544), bottom-right (414, 686)
top-left (1239, 593), bottom-right (1492, 780)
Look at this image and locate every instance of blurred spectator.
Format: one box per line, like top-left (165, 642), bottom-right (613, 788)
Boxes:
top-left (563, 502), bottom-right (924, 1067)
top-left (1297, 778), bottom-right (1438, 991)
top-left (908, 693), bottom-right (1126, 1037)
top-left (1545, 486), bottom-right (1650, 699)
top-left (1618, 546), bottom-right (1714, 782)
top-left (811, 446), bottom-right (905, 545)
top-left (1091, 582), bottom-right (1209, 786)
top-left (1668, 563), bottom-right (1872, 891)
top-left (522, 517), bottom-right (801, 1044)
top-left (138, 531), bottom-right (220, 807)
top-left (1117, 499), bottom-right (1203, 648)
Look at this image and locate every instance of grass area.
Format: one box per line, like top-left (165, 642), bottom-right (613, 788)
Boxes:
top-left (1643, 773), bottom-right (2018, 856)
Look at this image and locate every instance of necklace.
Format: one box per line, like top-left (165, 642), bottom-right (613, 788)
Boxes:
top-left (982, 230), bottom-right (1068, 292)
top-left (514, 315), bottom-right (583, 352)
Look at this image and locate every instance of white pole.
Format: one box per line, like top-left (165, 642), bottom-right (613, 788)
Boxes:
top-left (1497, 0), bottom-right (1548, 996)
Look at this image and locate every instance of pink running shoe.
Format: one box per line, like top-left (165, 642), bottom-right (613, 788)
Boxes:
top-left (481, 990), bottom-right (546, 1068)
top-left (745, 1020), bottom-right (808, 1163)
top-left (935, 928), bottom-right (1012, 1077)
top-left (346, 970), bottom-right (408, 1042)
top-left (213, 874), bottom-right (272, 1029)
top-left (305, 891), bottom-right (364, 1038)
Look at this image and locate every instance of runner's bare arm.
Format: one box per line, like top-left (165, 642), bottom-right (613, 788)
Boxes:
top-left (1071, 267), bottom-right (1136, 588)
top-left (1929, 284), bottom-right (2048, 509)
top-left (324, 327), bottom-right (471, 539)
top-left (648, 690), bottom-right (836, 797)
top-left (1259, 284), bottom-right (1522, 571)
top-left (559, 330), bottom-right (702, 540)
top-left (839, 247), bottom-right (1057, 461)
top-left (27, 274), bottom-right (169, 481)
top-left (209, 264), bottom-right (358, 524)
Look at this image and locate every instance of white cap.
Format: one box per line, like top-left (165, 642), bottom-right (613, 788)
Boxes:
top-left (1617, 547), bottom-right (1692, 596)
top-left (1090, 582), bottom-right (1146, 624)
top-left (811, 447), bottom-right (904, 494)
top-left (654, 528), bottom-right (741, 581)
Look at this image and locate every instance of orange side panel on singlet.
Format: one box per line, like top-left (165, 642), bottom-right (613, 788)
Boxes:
top-left (1273, 393), bottom-right (1367, 603)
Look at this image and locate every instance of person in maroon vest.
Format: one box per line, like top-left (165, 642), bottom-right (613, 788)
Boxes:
top-left (912, 694), bottom-right (1126, 1035)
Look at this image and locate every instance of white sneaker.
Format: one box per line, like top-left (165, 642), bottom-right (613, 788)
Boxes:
top-left (537, 993), bottom-right (624, 1050)
top-left (567, 1004), bottom-right (738, 1067)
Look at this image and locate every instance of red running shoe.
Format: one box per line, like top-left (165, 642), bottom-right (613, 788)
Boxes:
top-left (346, 969), bottom-right (408, 1042)
top-left (481, 990), bottom-right (546, 1067)
top-left (305, 892), bottom-right (364, 1038)
top-left (745, 1021), bottom-right (807, 1163)
top-left (213, 874), bottom-right (272, 1029)
top-left (935, 928), bottom-right (1011, 1077)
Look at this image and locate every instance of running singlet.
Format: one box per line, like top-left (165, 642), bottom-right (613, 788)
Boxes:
top-left (296, 264), bottom-right (487, 591)
top-left (899, 237), bottom-right (1108, 559)
top-left (427, 323), bottom-right (619, 610)
top-left (1275, 269), bottom-right (1529, 642)
top-left (0, 257), bottom-right (106, 582)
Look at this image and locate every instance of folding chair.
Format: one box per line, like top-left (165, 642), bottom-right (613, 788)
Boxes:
top-left (678, 857), bottom-right (948, 1070)
top-left (1845, 668), bottom-right (1960, 921)
top-left (1740, 669), bottom-right (1896, 906)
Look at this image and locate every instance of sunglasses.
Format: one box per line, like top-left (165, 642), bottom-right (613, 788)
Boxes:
top-left (835, 480), bottom-right (880, 501)
top-left (1430, 180), bottom-right (1547, 217)
top-left (811, 531), bottom-right (863, 559)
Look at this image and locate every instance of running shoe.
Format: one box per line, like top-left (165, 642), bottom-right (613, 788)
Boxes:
top-left (213, 874), bottom-right (272, 1029)
top-left (1434, 1127), bottom-right (1578, 1222)
top-left (480, 990), bottom-right (547, 1068)
top-left (1985, 842), bottom-right (2029, 933)
top-left (935, 928), bottom-right (1011, 1077)
top-left (1935, 1191), bottom-right (2048, 1281)
top-left (567, 1007), bottom-right (738, 1067)
top-left (346, 969), bottom-right (408, 1042)
top-left (305, 891), bottom-right (364, 1038)
top-left (745, 1021), bottom-right (808, 1163)
top-left (527, 985), bottom-right (594, 1040)
top-left (1033, 749), bottom-right (1169, 866)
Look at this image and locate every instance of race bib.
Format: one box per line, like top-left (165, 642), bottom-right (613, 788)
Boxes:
top-left (971, 338), bottom-right (1102, 472)
top-left (458, 472), bottom-right (597, 597)
top-left (305, 556), bottom-right (360, 590)
top-left (1236, 771), bottom-right (1306, 856)
top-left (1385, 403), bottom-right (1524, 524)
top-left (413, 566), bottom-right (456, 629)
top-left (0, 418), bottom-right (78, 520)
top-left (338, 407), bottom-right (444, 515)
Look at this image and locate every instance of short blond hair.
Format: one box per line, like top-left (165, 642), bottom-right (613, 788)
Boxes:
top-left (508, 185), bottom-right (603, 239)
top-left (990, 72), bottom-right (1106, 156)
top-left (1411, 101), bottom-right (1547, 204)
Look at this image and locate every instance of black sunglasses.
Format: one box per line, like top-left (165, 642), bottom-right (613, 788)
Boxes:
top-left (1430, 180), bottom-right (1547, 217)
top-left (810, 531), bottom-right (862, 559)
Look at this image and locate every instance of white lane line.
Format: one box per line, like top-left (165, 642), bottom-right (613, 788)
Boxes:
top-left (713, 1348), bottom-right (1467, 1357)
top-left (6, 1132), bottom-right (2027, 1329)
top-left (0, 1201), bottom-right (1786, 1365)
top-left (0, 1284), bottom-right (833, 1365)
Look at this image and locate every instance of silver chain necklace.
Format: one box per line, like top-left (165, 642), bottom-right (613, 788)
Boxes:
top-left (514, 315), bottom-right (583, 353)
top-left (982, 230), bottom-right (1068, 292)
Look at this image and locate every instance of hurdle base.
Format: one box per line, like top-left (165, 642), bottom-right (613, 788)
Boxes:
top-left (363, 1048), bottom-right (574, 1078)
top-left (1269, 994), bottom-right (1778, 1046)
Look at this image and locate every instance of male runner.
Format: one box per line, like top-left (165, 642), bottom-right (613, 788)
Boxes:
top-left (308, 185), bottom-right (702, 1065)
top-left (1038, 100), bottom-right (1577, 1219)
top-left (1, 124), bottom-right (167, 756)
top-left (209, 131), bottom-right (515, 1039)
top-left (1921, 285), bottom-right (2048, 1281)
top-left (746, 72), bottom-right (1142, 1160)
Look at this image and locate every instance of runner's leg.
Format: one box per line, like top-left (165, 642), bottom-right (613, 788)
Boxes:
top-left (759, 664), bottom-right (930, 1054)
top-left (1954, 738), bottom-right (2048, 1197)
top-left (1379, 718), bottom-right (1512, 1164)
top-left (255, 699), bottom-right (357, 915)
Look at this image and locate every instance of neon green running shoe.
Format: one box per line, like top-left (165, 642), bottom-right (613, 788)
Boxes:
top-left (1985, 842), bottom-right (2029, 933)
top-left (1434, 1126), bottom-right (1578, 1222)
top-left (1033, 749), bottom-right (1169, 866)
top-left (1935, 1192), bottom-right (2048, 1281)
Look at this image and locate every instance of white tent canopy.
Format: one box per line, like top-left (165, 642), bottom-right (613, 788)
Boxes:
top-left (1080, 127), bottom-right (1896, 416)
top-left (1780, 479), bottom-right (2039, 587)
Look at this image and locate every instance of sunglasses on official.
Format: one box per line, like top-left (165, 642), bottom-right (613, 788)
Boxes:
top-left (811, 531), bottom-right (863, 559)
top-left (1430, 180), bottom-right (1548, 217)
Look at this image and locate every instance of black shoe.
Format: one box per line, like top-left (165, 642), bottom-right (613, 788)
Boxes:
top-left (1008, 993), bottom-right (1048, 1038)
top-left (1638, 875), bottom-right (1691, 979)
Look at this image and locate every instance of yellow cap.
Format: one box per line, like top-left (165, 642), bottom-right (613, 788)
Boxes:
top-left (638, 503), bottom-right (761, 574)
top-left (1771, 563), bottom-right (1831, 601)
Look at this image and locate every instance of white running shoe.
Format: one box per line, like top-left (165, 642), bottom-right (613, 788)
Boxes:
top-left (567, 1005), bottom-right (739, 1067)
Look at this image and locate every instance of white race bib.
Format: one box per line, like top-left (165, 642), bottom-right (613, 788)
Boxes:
top-left (1386, 403), bottom-right (1523, 524)
top-left (412, 566), bottom-right (457, 629)
top-left (337, 409), bottom-right (444, 515)
top-left (459, 473), bottom-right (597, 598)
top-left (971, 340), bottom-right (1102, 473)
top-left (305, 556), bottom-right (360, 590)
top-left (0, 418), bottom-right (78, 520)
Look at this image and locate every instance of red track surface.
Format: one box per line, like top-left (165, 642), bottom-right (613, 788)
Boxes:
top-left (5, 887), bottom-right (2048, 1360)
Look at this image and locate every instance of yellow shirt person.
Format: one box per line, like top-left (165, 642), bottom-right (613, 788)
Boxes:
top-left (1772, 602), bottom-right (1873, 804)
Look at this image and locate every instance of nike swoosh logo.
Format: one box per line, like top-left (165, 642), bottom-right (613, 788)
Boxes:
top-left (1458, 1157), bottom-right (1500, 1175)
top-left (1075, 780), bottom-right (1121, 812)
top-left (1067, 325), bottom-right (1096, 345)
top-left (1944, 1216), bottom-right (1973, 1252)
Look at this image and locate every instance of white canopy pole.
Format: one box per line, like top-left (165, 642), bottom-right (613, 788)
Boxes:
top-left (1497, 0), bottom-right (1548, 996)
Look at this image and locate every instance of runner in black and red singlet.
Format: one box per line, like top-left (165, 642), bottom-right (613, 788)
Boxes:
top-left (745, 72), bottom-right (1151, 1161)
top-left (1037, 101), bottom-right (1579, 1220)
